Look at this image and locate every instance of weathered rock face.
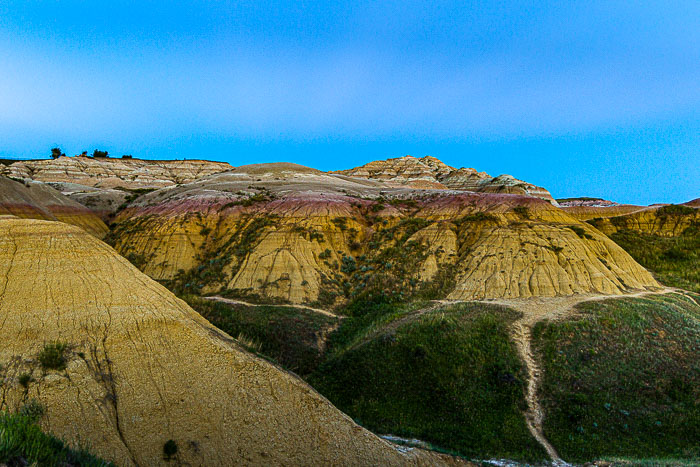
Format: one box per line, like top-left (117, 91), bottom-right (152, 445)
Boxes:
top-left (333, 155), bottom-right (559, 205)
top-left (1, 156), bottom-right (231, 189)
top-left (107, 165), bottom-right (658, 305)
top-left (0, 176), bottom-right (107, 237)
top-left (586, 204), bottom-right (700, 237)
top-left (556, 197), bottom-right (619, 207)
top-left (0, 216), bottom-right (463, 467)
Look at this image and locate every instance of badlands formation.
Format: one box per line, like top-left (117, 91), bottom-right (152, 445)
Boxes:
top-left (103, 161), bottom-right (658, 305)
top-left (0, 155), bottom-right (231, 189)
top-left (0, 216), bottom-right (463, 466)
top-left (334, 155), bottom-right (558, 204)
top-left (0, 175), bottom-right (107, 238)
top-left (2, 154), bottom-right (695, 465)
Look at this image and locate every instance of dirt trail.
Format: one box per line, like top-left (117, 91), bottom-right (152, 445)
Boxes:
top-left (478, 287), bottom-right (673, 465)
top-left (512, 321), bottom-right (561, 462)
top-left (203, 295), bottom-right (342, 318)
top-left (209, 287), bottom-right (685, 464)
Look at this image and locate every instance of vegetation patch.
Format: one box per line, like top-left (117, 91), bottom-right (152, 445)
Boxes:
top-left (512, 206), bottom-right (530, 219)
top-left (656, 204), bottom-right (695, 218)
top-left (533, 294), bottom-right (700, 462)
top-left (0, 411), bottom-right (112, 466)
top-left (568, 225), bottom-right (593, 240)
top-left (310, 302), bottom-right (545, 461)
top-left (170, 214), bottom-right (279, 295)
top-left (609, 225), bottom-right (699, 292)
top-left (183, 296), bottom-right (339, 376)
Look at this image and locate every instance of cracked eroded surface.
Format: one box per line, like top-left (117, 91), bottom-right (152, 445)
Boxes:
top-left (0, 217), bottom-right (466, 466)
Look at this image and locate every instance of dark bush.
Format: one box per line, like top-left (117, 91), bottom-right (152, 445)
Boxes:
top-left (38, 342), bottom-right (68, 371)
top-left (163, 440), bottom-right (178, 460)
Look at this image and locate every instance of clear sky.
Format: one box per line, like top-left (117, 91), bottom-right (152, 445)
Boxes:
top-left (1, 1), bottom-right (698, 205)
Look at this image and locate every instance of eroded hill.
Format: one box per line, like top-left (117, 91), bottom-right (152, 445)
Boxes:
top-left (334, 155), bottom-right (558, 204)
top-left (581, 203), bottom-right (700, 292)
top-left (104, 164), bottom-right (658, 306)
top-left (1, 156), bottom-right (231, 189)
top-left (0, 216), bottom-right (464, 466)
top-left (0, 175), bottom-right (107, 238)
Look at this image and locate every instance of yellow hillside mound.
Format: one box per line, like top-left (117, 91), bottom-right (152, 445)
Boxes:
top-left (0, 217), bottom-right (463, 466)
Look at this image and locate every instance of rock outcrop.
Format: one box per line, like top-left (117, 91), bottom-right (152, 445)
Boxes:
top-left (333, 155), bottom-right (558, 205)
top-left (0, 216), bottom-right (464, 466)
top-left (1, 156), bottom-right (231, 190)
top-left (107, 164), bottom-right (658, 305)
top-left (556, 197), bottom-right (619, 207)
top-left (0, 175), bottom-right (107, 237)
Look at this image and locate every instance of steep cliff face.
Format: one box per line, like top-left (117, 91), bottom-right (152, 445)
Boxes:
top-left (107, 166), bottom-right (658, 305)
top-left (0, 175), bottom-right (107, 237)
top-left (333, 155), bottom-right (558, 205)
top-left (0, 216), bottom-right (462, 466)
top-left (1, 156), bottom-right (231, 189)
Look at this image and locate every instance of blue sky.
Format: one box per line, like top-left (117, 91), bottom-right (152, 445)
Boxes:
top-left (0, 1), bottom-right (698, 204)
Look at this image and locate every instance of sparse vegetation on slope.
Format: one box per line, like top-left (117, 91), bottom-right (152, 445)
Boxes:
top-left (0, 412), bottom-right (112, 467)
top-left (533, 294), bottom-right (700, 463)
top-left (182, 296), bottom-right (339, 376)
top-left (609, 224), bottom-right (699, 292)
top-left (309, 302), bottom-right (545, 462)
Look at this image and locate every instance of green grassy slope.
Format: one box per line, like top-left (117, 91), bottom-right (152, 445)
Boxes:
top-left (0, 412), bottom-right (112, 466)
top-left (609, 226), bottom-right (699, 292)
top-left (182, 296), bottom-right (339, 377)
top-left (533, 293), bottom-right (700, 463)
top-left (309, 302), bottom-right (545, 462)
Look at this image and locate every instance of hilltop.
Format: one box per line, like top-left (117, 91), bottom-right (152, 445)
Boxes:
top-left (334, 155), bottom-right (558, 205)
top-left (0, 155), bottom-right (231, 190)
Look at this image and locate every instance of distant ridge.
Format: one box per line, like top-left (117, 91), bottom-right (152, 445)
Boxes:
top-left (333, 155), bottom-right (558, 205)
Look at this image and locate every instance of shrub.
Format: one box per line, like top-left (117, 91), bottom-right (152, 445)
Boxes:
top-left (18, 373), bottom-right (32, 388)
top-left (512, 206), bottom-right (530, 218)
top-left (38, 342), bottom-right (68, 371)
top-left (568, 225), bottom-right (593, 240)
top-left (331, 218), bottom-right (348, 231)
top-left (50, 147), bottom-right (65, 159)
top-left (18, 399), bottom-right (44, 421)
top-left (340, 255), bottom-right (357, 274)
top-left (163, 440), bottom-right (178, 460)
top-left (610, 228), bottom-right (699, 292)
top-left (92, 149), bottom-right (109, 158)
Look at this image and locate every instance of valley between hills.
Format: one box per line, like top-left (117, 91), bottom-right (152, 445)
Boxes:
top-left (1, 154), bottom-right (698, 466)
